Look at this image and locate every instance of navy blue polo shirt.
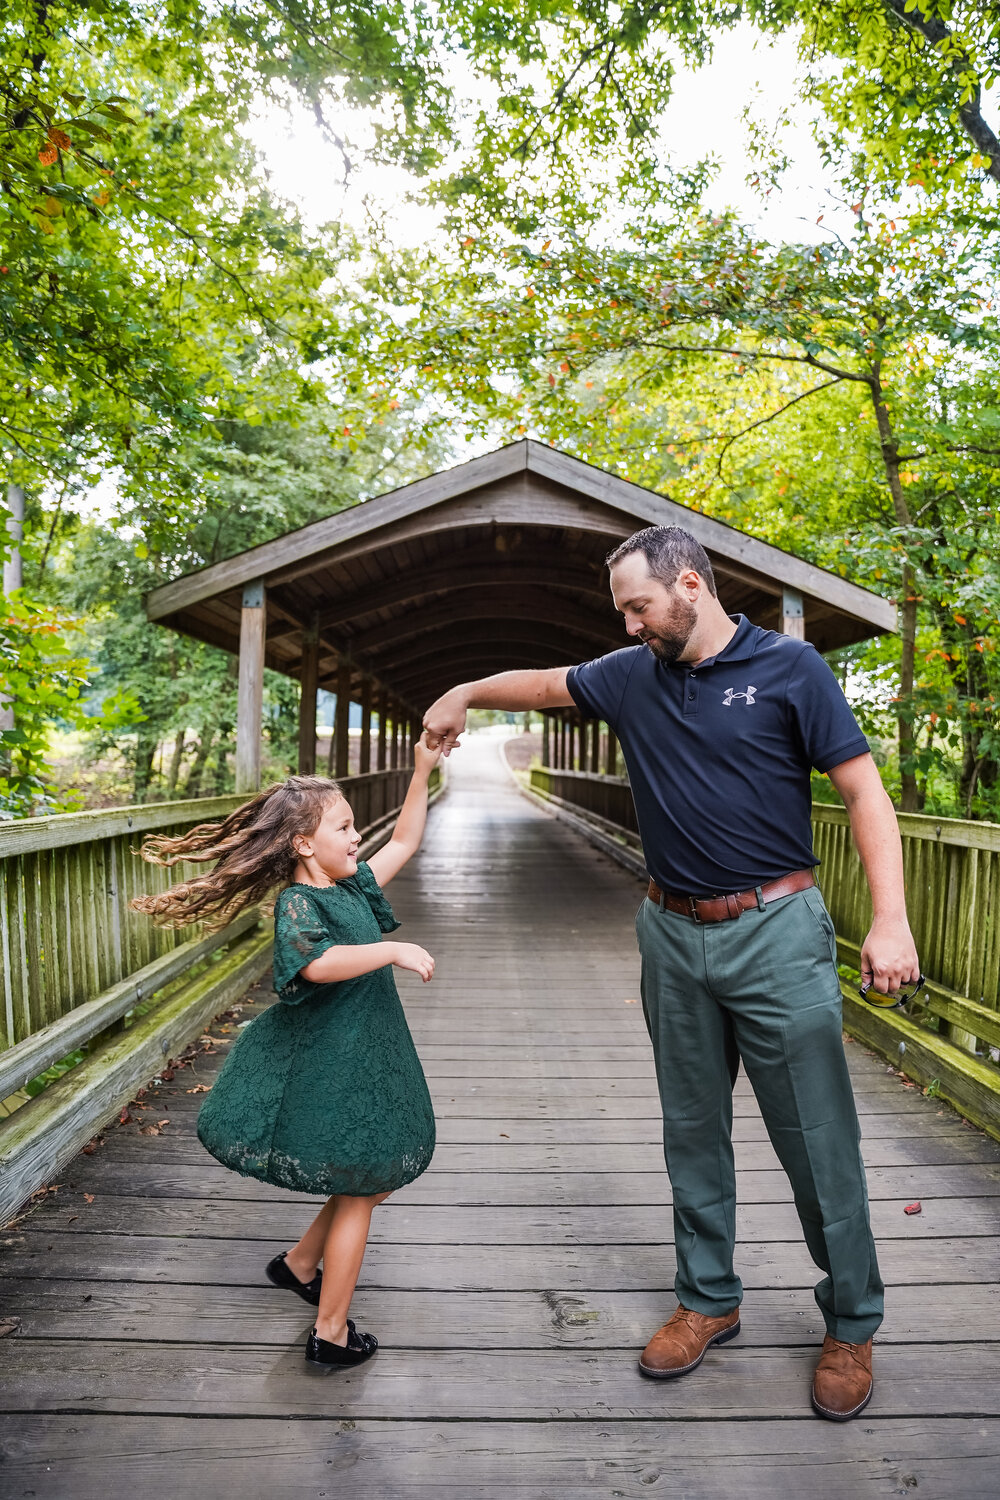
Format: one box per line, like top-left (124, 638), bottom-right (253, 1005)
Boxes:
top-left (567, 614), bottom-right (869, 897)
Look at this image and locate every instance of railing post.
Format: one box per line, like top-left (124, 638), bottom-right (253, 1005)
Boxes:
top-left (590, 719), bottom-right (600, 775)
top-left (390, 701), bottom-right (400, 770)
top-left (235, 579), bottom-right (266, 794)
top-left (359, 678), bottom-right (372, 776)
top-left (297, 616), bottom-right (319, 776)
top-left (541, 714), bottom-right (551, 767)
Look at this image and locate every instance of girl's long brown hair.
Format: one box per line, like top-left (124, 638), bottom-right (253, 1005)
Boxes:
top-left (130, 775), bottom-right (343, 930)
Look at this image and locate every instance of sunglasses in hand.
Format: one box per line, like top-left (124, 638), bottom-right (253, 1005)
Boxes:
top-left (858, 972), bottom-right (926, 1010)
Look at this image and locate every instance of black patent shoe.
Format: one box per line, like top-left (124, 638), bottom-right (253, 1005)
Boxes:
top-left (265, 1251), bottom-right (323, 1306)
top-left (305, 1319), bottom-right (378, 1372)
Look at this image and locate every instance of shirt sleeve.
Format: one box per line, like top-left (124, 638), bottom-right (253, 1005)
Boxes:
top-left (786, 645), bottom-right (870, 773)
top-left (348, 861), bottom-right (401, 934)
top-left (272, 887), bottom-right (336, 1005)
top-left (567, 648), bottom-right (640, 727)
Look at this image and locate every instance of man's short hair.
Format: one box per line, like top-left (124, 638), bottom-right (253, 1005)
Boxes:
top-left (605, 526), bottom-right (717, 597)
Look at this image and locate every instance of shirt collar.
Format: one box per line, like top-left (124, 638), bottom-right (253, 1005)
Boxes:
top-left (692, 614), bottom-right (760, 669)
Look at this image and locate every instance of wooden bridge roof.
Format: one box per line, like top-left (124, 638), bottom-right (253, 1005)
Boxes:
top-left (146, 441), bottom-right (895, 709)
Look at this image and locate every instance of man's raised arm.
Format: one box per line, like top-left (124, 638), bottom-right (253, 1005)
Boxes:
top-left (423, 668), bottom-right (576, 755)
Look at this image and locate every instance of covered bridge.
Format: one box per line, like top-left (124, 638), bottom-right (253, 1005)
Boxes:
top-left (145, 439), bottom-right (896, 791)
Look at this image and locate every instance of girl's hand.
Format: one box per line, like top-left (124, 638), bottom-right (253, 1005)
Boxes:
top-left (390, 942), bottom-right (436, 982)
top-left (413, 729), bottom-right (444, 777)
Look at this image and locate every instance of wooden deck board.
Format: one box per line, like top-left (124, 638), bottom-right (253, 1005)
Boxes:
top-left (2, 1417), bottom-right (998, 1500)
top-left (1, 735), bottom-right (998, 1497)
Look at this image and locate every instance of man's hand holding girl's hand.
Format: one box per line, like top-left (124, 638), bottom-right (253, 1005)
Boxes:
top-left (389, 942), bottom-right (436, 982)
top-left (422, 688), bottom-right (469, 756)
top-left (413, 728), bottom-right (445, 778)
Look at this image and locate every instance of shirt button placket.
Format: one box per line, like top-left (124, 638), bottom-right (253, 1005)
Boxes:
top-left (684, 671), bottom-right (699, 717)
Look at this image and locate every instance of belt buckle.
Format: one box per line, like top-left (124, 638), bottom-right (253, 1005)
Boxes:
top-left (688, 896), bottom-right (701, 924)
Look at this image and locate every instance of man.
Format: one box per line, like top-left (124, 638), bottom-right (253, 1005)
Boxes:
top-left (423, 525), bottom-right (920, 1422)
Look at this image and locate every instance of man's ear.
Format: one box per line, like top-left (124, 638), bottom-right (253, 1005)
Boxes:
top-left (676, 568), bottom-right (702, 599)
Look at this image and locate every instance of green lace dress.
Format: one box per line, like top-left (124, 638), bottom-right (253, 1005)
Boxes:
top-left (197, 862), bottom-right (436, 1196)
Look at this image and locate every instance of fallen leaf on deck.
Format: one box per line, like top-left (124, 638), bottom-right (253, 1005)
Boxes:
top-left (139, 1125), bottom-right (160, 1136)
top-left (83, 1194), bottom-right (94, 1204)
top-left (0, 1317), bottom-right (21, 1338)
top-left (622, 997), bottom-right (639, 1004)
top-left (903, 1201), bottom-right (922, 1215)
top-left (500, 1132), bottom-right (509, 1138)
top-left (186, 1084), bottom-right (210, 1094)
top-left (67, 1215), bottom-right (78, 1224)
top-left (157, 1119), bottom-right (170, 1128)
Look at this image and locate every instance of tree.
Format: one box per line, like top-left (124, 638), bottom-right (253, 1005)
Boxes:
top-left (369, 143), bottom-right (999, 811)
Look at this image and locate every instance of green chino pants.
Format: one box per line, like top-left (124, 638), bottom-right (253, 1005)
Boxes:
top-left (636, 883), bottom-right (884, 1343)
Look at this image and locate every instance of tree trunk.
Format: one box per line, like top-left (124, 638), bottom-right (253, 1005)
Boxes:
top-left (184, 731), bottom-right (215, 798)
top-left (212, 721), bottom-right (233, 794)
top-left (870, 371), bottom-right (918, 811)
top-left (166, 733), bottom-right (186, 794)
top-left (1, 483), bottom-right (25, 743)
top-left (133, 733), bottom-right (158, 804)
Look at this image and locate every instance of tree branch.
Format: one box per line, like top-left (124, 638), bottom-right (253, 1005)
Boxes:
top-left (629, 338), bottom-right (870, 383)
top-left (883, 0), bottom-right (1000, 185)
top-left (713, 376), bottom-right (846, 478)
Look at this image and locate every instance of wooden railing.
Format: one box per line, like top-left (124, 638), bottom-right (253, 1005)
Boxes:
top-left (528, 765), bottom-right (1000, 1140)
top-left (0, 766), bottom-right (420, 1222)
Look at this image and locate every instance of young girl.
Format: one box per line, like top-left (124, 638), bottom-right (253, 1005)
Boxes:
top-left (132, 734), bottom-right (443, 1371)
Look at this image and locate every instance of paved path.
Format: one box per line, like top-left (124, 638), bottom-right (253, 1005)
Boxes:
top-left (2, 735), bottom-right (999, 1496)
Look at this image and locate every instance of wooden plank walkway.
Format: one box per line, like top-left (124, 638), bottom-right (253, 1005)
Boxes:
top-left (2, 733), bottom-right (999, 1497)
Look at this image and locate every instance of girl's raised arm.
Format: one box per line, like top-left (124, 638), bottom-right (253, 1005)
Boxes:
top-left (367, 732), bottom-right (443, 888)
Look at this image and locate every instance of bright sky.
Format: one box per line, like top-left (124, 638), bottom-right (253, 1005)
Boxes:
top-left (249, 23), bottom-right (837, 250)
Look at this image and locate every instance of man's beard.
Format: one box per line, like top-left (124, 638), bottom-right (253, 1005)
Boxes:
top-left (640, 599), bottom-right (698, 664)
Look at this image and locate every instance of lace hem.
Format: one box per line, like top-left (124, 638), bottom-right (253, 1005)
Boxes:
top-left (198, 1130), bottom-right (434, 1197)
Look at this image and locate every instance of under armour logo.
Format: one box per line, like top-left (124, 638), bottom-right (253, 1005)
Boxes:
top-left (723, 686), bottom-right (757, 706)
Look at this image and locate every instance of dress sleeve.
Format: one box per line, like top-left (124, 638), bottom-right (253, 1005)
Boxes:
top-left (272, 887), bottom-right (336, 1005)
top-left (350, 861), bottom-right (402, 934)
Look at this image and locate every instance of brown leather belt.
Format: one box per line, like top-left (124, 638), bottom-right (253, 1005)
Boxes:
top-left (647, 869), bottom-right (816, 923)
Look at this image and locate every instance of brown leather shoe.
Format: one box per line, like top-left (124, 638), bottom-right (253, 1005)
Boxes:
top-left (811, 1335), bottom-right (874, 1420)
top-left (638, 1305), bottom-right (741, 1379)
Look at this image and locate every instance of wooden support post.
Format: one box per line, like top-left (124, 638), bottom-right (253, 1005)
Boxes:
top-left (782, 586), bottom-right (805, 640)
top-left (560, 715), bottom-right (569, 770)
top-left (605, 724), bottom-right (618, 777)
top-left (359, 679), bottom-right (372, 775)
top-left (297, 617), bottom-right (319, 776)
top-left (591, 719), bottom-right (600, 774)
top-left (235, 579), bottom-right (266, 794)
top-left (377, 687), bottom-right (388, 771)
top-left (334, 661), bottom-right (351, 780)
top-left (541, 714), bottom-right (551, 767)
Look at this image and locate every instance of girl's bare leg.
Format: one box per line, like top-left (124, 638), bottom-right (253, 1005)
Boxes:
top-left (284, 1198), bottom-right (337, 1281)
top-left (313, 1191), bottom-right (391, 1345)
